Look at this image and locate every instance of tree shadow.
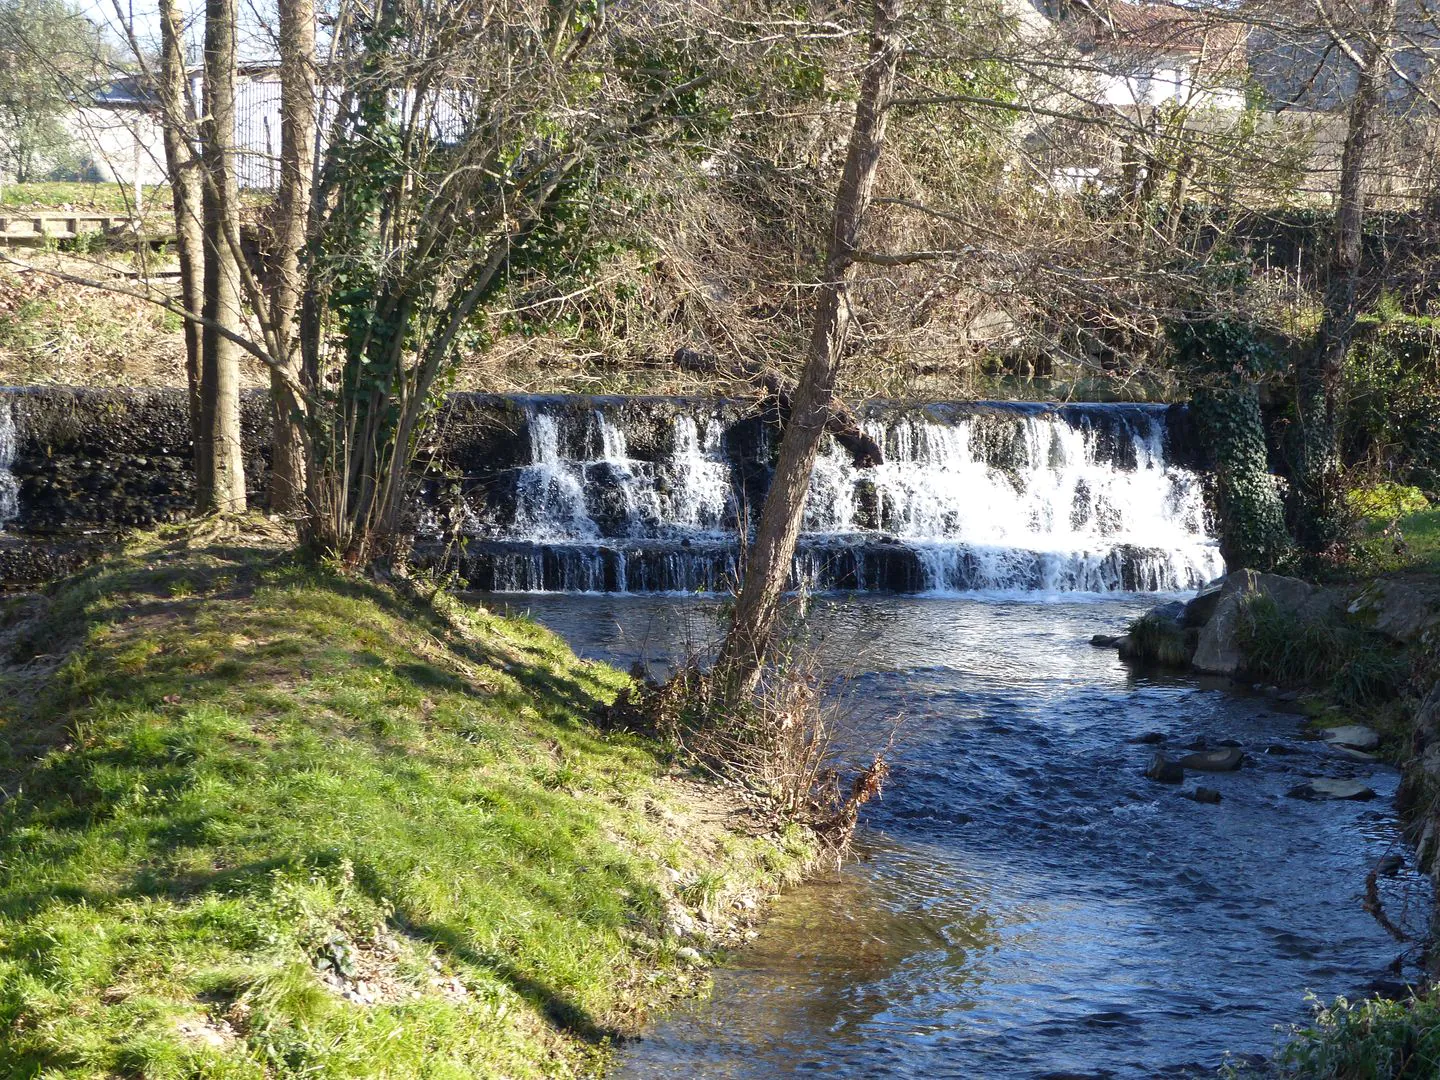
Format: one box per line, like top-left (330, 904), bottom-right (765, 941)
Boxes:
top-left (396, 915), bottom-right (626, 1046)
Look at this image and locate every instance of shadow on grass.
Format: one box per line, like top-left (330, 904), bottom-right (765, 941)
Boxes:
top-left (400, 916), bottom-right (627, 1046)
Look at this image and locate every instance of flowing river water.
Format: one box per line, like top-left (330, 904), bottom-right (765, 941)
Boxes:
top-left (1, 388), bottom-right (1427, 1071)
top-left (498, 592), bottom-right (1430, 1079)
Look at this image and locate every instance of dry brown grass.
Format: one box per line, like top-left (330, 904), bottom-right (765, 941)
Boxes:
top-left (0, 256), bottom-right (268, 389)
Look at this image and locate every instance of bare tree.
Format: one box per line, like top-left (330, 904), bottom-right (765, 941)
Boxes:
top-left (265, 0), bottom-right (316, 515)
top-left (197, 0), bottom-right (247, 512)
top-left (716, 0), bottom-right (904, 697)
top-left (156, 0), bottom-right (205, 450)
top-left (1295, 0), bottom-right (1399, 551)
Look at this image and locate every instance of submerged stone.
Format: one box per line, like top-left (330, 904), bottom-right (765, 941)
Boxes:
top-left (1178, 747), bottom-right (1244, 772)
top-left (1145, 752), bottom-right (1184, 784)
top-left (1286, 779), bottom-right (1377, 801)
top-left (1322, 724), bottom-right (1381, 752)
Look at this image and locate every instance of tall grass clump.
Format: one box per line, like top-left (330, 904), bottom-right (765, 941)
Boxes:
top-left (1238, 596), bottom-right (1409, 708)
top-left (1125, 612), bottom-right (1193, 668)
top-left (1278, 991), bottom-right (1440, 1079)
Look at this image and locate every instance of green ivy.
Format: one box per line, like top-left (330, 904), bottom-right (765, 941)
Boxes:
top-left (1169, 315), bottom-right (1292, 571)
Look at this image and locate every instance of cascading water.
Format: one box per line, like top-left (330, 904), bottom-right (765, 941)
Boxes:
top-left (0, 399), bottom-right (18, 530)
top-left (454, 399), bottom-right (1224, 594)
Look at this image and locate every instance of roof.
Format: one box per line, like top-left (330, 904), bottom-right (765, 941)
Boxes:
top-left (1074, 0), bottom-right (1250, 67)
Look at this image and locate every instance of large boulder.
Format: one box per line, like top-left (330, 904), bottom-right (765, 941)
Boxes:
top-left (1347, 577), bottom-right (1440, 646)
top-left (1145, 599), bottom-right (1187, 623)
top-left (1190, 570), bottom-right (1323, 676)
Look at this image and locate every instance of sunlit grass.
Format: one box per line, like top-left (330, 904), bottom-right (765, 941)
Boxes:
top-left (0, 525), bottom-right (812, 1078)
top-left (0, 181), bottom-right (172, 214)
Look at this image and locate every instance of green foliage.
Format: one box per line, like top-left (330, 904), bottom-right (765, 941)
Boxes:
top-left (1348, 482), bottom-right (1431, 520)
top-left (1237, 596), bottom-right (1408, 708)
top-left (0, 530), bottom-right (813, 1077)
top-left (1343, 317), bottom-right (1440, 495)
top-left (0, 0), bottom-right (105, 181)
top-left (1170, 315), bottom-right (1291, 570)
top-left (1278, 990), bottom-right (1440, 1079)
top-left (1169, 314), bottom-right (1279, 384)
top-left (1192, 385), bottom-right (1291, 571)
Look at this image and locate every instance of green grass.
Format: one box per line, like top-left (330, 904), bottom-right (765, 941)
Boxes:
top-left (1356, 507), bottom-right (1440, 576)
top-left (0, 181), bottom-right (172, 214)
top-left (1237, 596), bottom-right (1409, 710)
top-left (0, 524), bottom-right (814, 1078)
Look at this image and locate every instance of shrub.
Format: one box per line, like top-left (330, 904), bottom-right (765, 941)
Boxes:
top-left (1278, 991), bottom-right (1440, 1079)
top-left (1238, 596), bottom-right (1408, 708)
top-left (1125, 614), bottom-right (1192, 668)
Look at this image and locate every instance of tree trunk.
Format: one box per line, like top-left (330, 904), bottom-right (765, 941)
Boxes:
top-left (157, 0), bottom-right (205, 461)
top-left (197, 0), bottom-right (247, 513)
top-left (1295, 0), bottom-right (1396, 551)
top-left (266, 0), bottom-right (316, 516)
top-left (715, 0), bottom-right (903, 697)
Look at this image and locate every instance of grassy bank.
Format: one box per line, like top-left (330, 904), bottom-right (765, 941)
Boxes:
top-left (0, 523), bottom-right (815, 1078)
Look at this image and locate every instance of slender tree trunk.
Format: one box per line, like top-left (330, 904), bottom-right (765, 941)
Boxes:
top-left (1295, 0), bottom-right (1396, 551)
top-left (197, 0), bottom-right (247, 512)
top-left (715, 0), bottom-right (903, 697)
top-left (266, 0), bottom-right (316, 515)
top-left (157, 0), bottom-right (205, 461)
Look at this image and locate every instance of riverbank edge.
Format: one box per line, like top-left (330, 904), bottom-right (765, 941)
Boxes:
top-left (0, 521), bottom-right (822, 1079)
top-left (1112, 565), bottom-right (1440, 1073)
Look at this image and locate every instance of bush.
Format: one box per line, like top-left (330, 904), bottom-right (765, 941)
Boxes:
top-left (1343, 318), bottom-right (1440, 495)
top-left (1125, 613), bottom-right (1192, 668)
top-left (1278, 991), bottom-right (1440, 1079)
top-left (1348, 482), bottom-right (1432, 521)
top-left (1238, 597), bottom-right (1408, 708)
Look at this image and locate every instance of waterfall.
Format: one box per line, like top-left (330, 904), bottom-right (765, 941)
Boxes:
top-left (0, 399), bottom-right (17, 530)
top-left (457, 399), bottom-right (1225, 595)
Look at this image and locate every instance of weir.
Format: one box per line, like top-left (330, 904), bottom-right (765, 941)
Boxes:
top-left (0, 389), bottom-right (1225, 593)
top-left (432, 397), bottom-right (1224, 593)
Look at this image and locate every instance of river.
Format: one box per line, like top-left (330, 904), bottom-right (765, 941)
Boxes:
top-left (498, 592), bottom-right (1428, 1080)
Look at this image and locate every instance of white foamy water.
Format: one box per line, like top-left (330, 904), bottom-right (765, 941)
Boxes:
top-left (486, 402), bottom-right (1223, 594)
top-left (800, 412), bottom-right (1223, 592)
top-left (511, 406), bottom-right (732, 543)
top-left (0, 399), bottom-right (18, 529)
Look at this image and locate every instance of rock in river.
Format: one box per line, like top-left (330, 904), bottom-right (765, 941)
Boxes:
top-left (1322, 724), bottom-right (1381, 752)
top-left (1177, 747), bottom-right (1244, 772)
top-left (1287, 779), bottom-right (1377, 801)
top-left (1184, 787), bottom-right (1222, 804)
top-left (1145, 752), bottom-right (1184, 784)
top-left (1190, 570), bottom-right (1333, 675)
